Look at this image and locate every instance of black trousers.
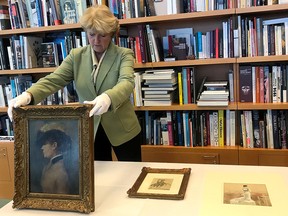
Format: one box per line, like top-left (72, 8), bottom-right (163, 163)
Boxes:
top-left (94, 124), bottom-right (142, 161)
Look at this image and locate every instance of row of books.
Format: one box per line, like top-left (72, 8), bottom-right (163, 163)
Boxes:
top-left (237, 0), bottom-right (288, 8)
top-left (133, 66), bottom-right (234, 107)
top-left (240, 110), bottom-right (288, 149)
top-left (239, 64), bottom-right (288, 103)
top-left (118, 13), bottom-right (288, 64)
top-left (236, 16), bottom-right (288, 58)
top-left (0, 31), bottom-right (87, 70)
top-left (143, 110), bottom-right (236, 147)
top-left (0, 114), bottom-right (12, 136)
top-left (134, 68), bottom-right (178, 106)
top-left (6, 0), bottom-right (94, 29)
top-left (107, 0), bottom-right (288, 19)
top-left (0, 75), bottom-right (79, 107)
top-left (197, 80), bottom-right (230, 106)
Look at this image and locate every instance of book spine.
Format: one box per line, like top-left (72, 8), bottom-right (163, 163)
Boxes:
top-left (182, 68), bottom-right (188, 104)
top-left (166, 111), bottom-right (174, 146)
top-left (145, 24), bottom-right (156, 62)
top-left (137, 24), bottom-right (148, 63)
top-left (178, 72), bottom-right (183, 105)
top-left (240, 113), bottom-right (247, 148)
top-left (239, 66), bottom-right (253, 102)
top-left (218, 110), bottom-right (224, 147)
top-left (230, 110), bottom-right (236, 146)
top-left (212, 111), bottom-right (219, 147)
top-left (225, 110), bottom-right (230, 146)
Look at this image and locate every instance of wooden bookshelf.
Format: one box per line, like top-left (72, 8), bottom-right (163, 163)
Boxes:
top-left (0, 1), bottom-right (288, 167)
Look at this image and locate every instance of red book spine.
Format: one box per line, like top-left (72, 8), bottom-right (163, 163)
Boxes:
top-left (215, 28), bottom-right (219, 58)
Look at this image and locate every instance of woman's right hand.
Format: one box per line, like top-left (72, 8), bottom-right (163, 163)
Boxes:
top-left (7, 92), bottom-right (32, 122)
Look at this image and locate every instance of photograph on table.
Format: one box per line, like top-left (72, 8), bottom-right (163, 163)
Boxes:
top-left (127, 167), bottom-right (191, 200)
top-left (224, 183), bottom-right (272, 206)
top-left (12, 104), bottom-right (94, 213)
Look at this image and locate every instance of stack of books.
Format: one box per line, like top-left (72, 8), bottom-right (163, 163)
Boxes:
top-left (197, 81), bottom-right (229, 106)
top-left (141, 69), bottom-right (178, 106)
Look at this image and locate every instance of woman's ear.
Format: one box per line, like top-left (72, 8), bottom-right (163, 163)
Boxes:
top-left (51, 142), bottom-right (58, 149)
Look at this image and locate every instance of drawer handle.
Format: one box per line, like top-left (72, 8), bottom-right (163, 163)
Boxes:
top-left (202, 155), bottom-right (216, 159)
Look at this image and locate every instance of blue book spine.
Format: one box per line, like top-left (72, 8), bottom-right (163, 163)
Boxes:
top-left (35, 0), bottom-right (43, 27)
top-left (182, 68), bottom-right (188, 104)
top-left (176, 111), bottom-right (184, 146)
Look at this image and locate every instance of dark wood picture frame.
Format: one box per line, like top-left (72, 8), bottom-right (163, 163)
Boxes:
top-left (12, 104), bottom-right (94, 213)
top-left (127, 167), bottom-right (191, 200)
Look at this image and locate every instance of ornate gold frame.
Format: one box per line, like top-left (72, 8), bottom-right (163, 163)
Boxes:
top-left (12, 104), bottom-right (94, 213)
top-left (127, 167), bottom-right (191, 200)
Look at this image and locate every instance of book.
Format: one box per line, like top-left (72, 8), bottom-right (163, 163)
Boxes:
top-left (196, 76), bottom-right (207, 101)
top-left (145, 24), bottom-right (156, 62)
top-left (49, 0), bottom-right (62, 25)
top-left (0, 38), bottom-right (10, 70)
top-left (239, 66), bottom-right (253, 102)
top-left (60, 0), bottom-right (77, 24)
top-left (153, 0), bottom-right (167, 15)
top-left (41, 42), bottom-right (59, 67)
top-left (75, 0), bottom-right (87, 19)
top-left (171, 36), bottom-right (188, 60)
top-left (23, 36), bottom-right (43, 68)
top-left (204, 81), bottom-right (228, 87)
top-left (166, 27), bottom-right (194, 57)
top-left (25, 0), bottom-right (40, 27)
top-left (144, 0), bottom-right (156, 16)
top-left (252, 110), bottom-right (261, 148)
top-left (197, 100), bottom-right (228, 106)
top-left (160, 117), bottom-right (169, 145)
top-left (143, 99), bottom-right (173, 106)
top-left (0, 5), bottom-right (11, 30)
top-left (218, 110), bottom-right (224, 147)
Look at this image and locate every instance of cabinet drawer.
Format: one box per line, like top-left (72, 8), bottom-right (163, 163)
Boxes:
top-left (143, 151), bottom-right (219, 164)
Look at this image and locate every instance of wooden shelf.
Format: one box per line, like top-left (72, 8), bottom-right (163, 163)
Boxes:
top-left (135, 102), bottom-right (238, 111)
top-left (0, 23), bottom-right (82, 36)
top-left (0, 67), bottom-right (56, 75)
top-left (236, 55), bottom-right (288, 64)
top-left (119, 8), bottom-right (235, 25)
top-left (235, 4), bottom-right (288, 15)
top-left (0, 107), bottom-right (7, 112)
top-left (237, 103), bottom-right (288, 110)
top-left (1, 2), bottom-right (288, 167)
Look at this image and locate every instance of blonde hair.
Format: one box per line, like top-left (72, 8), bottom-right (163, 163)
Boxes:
top-left (80, 5), bottom-right (119, 35)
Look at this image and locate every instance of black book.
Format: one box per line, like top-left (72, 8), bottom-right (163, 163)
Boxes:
top-left (0, 5), bottom-right (11, 30)
top-left (144, 0), bottom-right (156, 16)
top-left (196, 76), bottom-right (207, 101)
top-left (239, 66), bottom-right (253, 102)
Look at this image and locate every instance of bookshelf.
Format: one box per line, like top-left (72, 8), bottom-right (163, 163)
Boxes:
top-left (0, 1), bottom-right (288, 166)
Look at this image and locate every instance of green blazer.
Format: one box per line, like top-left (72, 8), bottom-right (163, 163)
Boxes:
top-left (27, 43), bottom-right (141, 146)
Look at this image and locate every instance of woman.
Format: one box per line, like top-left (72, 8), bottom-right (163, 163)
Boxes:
top-left (38, 129), bottom-right (71, 194)
top-left (8, 5), bottom-right (142, 161)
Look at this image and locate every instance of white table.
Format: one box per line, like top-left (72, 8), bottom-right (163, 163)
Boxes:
top-left (1, 161), bottom-right (288, 216)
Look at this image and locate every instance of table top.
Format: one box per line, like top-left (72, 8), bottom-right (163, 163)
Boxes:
top-left (1, 161), bottom-right (288, 216)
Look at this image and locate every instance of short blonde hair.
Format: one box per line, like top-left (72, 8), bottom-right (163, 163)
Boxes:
top-left (80, 5), bottom-right (119, 35)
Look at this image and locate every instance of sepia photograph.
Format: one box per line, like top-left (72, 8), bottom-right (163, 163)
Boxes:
top-left (223, 183), bottom-right (272, 206)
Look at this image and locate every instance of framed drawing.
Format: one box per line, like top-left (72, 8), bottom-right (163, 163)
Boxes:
top-left (12, 104), bottom-right (94, 213)
top-left (127, 167), bottom-right (191, 200)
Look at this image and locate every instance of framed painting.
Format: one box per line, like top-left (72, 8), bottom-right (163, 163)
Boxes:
top-left (127, 167), bottom-right (191, 200)
top-left (12, 104), bottom-right (94, 213)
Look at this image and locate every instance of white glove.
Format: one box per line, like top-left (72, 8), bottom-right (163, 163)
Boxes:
top-left (84, 93), bottom-right (111, 117)
top-left (7, 92), bottom-right (32, 122)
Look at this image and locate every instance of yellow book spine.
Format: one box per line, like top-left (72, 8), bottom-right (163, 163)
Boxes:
top-left (178, 72), bottom-right (183, 105)
top-left (218, 110), bottom-right (224, 147)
